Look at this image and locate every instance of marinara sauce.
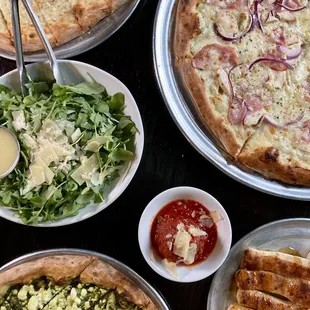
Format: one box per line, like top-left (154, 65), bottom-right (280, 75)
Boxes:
top-left (151, 199), bottom-right (218, 266)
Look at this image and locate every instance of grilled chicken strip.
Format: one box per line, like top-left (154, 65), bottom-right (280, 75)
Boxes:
top-left (241, 248), bottom-right (310, 280)
top-left (228, 305), bottom-right (254, 310)
top-left (237, 289), bottom-right (309, 310)
top-left (235, 270), bottom-right (310, 307)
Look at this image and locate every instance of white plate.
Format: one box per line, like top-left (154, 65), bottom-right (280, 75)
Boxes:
top-left (0, 60), bottom-right (144, 227)
top-left (207, 218), bottom-right (310, 309)
top-left (138, 186), bottom-right (232, 283)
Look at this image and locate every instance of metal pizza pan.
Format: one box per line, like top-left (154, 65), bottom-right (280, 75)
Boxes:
top-left (153, 0), bottom-right (310, 200)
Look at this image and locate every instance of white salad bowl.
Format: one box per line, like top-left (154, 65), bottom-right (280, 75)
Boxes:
top-left (138, 186), bottom-right (232, 283)
top-left (0, 60), bottom-right (144, 227)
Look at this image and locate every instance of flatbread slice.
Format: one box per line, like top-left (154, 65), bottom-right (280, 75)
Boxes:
top-left (241, 248), bottom-right (310, 280)
top-left (235, 269), bottom-right (310, 307)
top-left (0, 8), bottom-right (13, 52)
top-left (0, 0), bottom-right (56, 52)
top-left (69, 0), bottom-right (111, 31)
top-left (35, 0), bottom-right (82, 46)
top-left (237, 289), bottom-right (308, 310)
top-left (80, 258), bottom-right (156, 309)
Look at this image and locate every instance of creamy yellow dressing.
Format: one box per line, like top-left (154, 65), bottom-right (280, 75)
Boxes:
top-left (0, 128), bottom-right (19, 177)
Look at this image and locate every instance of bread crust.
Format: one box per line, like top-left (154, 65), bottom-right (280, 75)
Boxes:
top-left (80, 258), bottom-right (156, 309)
top-left (174, 0), bottom-right (246, 157)
top-left (0, 255), bottom-right (156, 309)
top-left (0, 255), bottom-right (95, 295)
top-left (72, 0), bottom-right (111, 31)
top-left (238, 145), bottom-right (310, 186)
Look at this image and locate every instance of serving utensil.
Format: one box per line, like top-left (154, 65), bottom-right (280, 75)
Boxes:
top-left (11, 0), bottom-right (64, 96)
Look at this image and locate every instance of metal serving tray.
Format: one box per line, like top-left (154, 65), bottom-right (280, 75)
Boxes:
top-left (0, 0), bottom-right (140, 62)
top-left (207, 218), bottom-right (310, 309)
top-left (153, 0), bottom-right (310, 200)
top-left (0, 248), bottom-right (170, 309)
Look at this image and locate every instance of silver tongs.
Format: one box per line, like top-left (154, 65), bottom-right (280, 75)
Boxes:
top-left (11, 0), bottom-right (64, 96)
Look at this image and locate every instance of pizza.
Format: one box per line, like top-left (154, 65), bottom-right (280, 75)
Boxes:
top-left (0, 0), bottom-right (129, 52)
top-left (0, 255), bottom-right (157, 309)
top-left (174, 0), bottom-right (310, 185)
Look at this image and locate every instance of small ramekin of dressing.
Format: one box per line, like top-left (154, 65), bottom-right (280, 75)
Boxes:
top-left (0, 127), bottom-right (20, 179)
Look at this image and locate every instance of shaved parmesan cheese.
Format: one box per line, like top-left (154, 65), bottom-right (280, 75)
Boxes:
top-left (71, 154), bottom-right (100, 185)
top-left (177, 222), bottom-right (185, 231)
top-left (84, 140), bottom-right (101, 152)
top-left (12, 111), bottom-right (27, 131)
top-left (184, 243), bottom-right (198, 265)
top-left (210, 211), bottom-right (223, 224)
top-left (167, 241), bottom-right (173, 251)
top-left (162, 259), bottom-right (179, 278)
top-left (29, 165), bottom-right (45, 186)
top-left (173, 231), bottom-right (191, 259)
top-left (71, 128), bottom-right (81, 143)
top-left (188, 225), bottom-right (207, 237)
top-left (38, 146), bottom-right (59, 165)
top-left (165, 234), bottom-right (172, 239)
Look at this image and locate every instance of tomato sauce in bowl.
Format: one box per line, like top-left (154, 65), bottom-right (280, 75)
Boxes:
top-left (151, 199), bottom-right (218, 266)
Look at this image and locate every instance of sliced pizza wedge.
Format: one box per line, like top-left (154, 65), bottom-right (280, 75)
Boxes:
top-left (0, 8), bottom-right (13, 52)
top-left (0, 0), bottom-right (56, 52)
top-left (238, 123), bottom-right (310, 186)
top-left (69, 0), bottom-right (111, 31)
top-left (35, 0), bottom-right (82, 46)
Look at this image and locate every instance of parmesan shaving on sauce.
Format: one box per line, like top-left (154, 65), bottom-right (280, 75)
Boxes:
top-left (157, 204), bottom-right (221, 278)
top-left (210, 210), bottom-right (223, 224)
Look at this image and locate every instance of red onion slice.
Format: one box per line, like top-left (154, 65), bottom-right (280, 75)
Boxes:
top-left (228, 63), bottom-right (246, 100)
top-left (264, 112), bottom-right (304, 128)
top-left (214, 11), bottom-right (255, 41)
top-left (254, 1), bottom-right (264, 32)
top-left (278, 45), bottom-right (303, 60)
top-left (249, 57), bottom-right (293, 71)
top-left (275, 2), bottom-right (306, 11)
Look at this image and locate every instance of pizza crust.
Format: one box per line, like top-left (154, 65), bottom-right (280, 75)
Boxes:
top-left (238, 125), bottom-right (310, 186)
top-left (71, 0), bottom-right (111, 31)
top-left (0, 9), bottom-right (13, 52)
top-left (0, 0), bottom-right (56, 52)
top-left (174, 0), bottom-right (253, 158)
top-left (80, 258), bottom-right (157, 309)
top-left (0, 255), bottom-right (95, 295)
top-left (0, 255), bottom-right (157, 309)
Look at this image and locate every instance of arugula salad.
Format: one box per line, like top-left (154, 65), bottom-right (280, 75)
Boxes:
top-left (0, 79), bottom-right (137, 224)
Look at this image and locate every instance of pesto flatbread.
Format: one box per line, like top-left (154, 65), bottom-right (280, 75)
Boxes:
top-left (0, 0), bottom-right (131, 52)
top-left (0, 255), bottom-right (156, 310)
top-left (174, 0), bottom-right (310, 185)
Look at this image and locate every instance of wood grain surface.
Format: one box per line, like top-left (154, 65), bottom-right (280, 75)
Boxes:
top-left (1, 0), bottom-right (310, 309)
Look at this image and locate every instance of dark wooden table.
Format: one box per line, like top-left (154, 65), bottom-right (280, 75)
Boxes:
top-left (1, 0), bottom-right (310, 309)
